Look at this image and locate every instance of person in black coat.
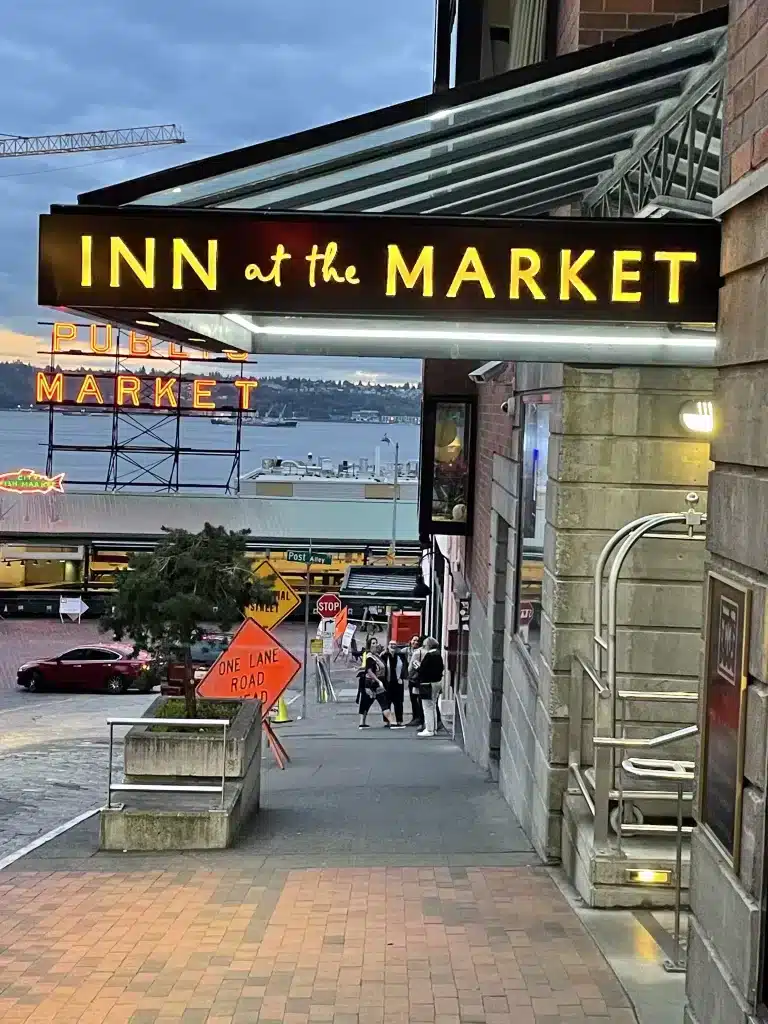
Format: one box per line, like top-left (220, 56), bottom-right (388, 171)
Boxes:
top-left (416, 637), bottom-right (444, 737)
top-left (380, 641), bottom-right (408, 728)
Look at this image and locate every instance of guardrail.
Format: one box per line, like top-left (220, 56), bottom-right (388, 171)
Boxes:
top-left (106, 717), bottom-right (227, 810)
top-left (623, 757), bottom-right (695, 973)
top-left (569, 652), bottom-right (699, 845)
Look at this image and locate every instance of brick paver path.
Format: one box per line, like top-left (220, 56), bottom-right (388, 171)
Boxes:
top-left (0, 865), bottom-right (636, 1023)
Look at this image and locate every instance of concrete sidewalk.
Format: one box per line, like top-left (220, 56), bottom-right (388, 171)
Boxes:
top-left (0, 703), bottom-right (639, 1023)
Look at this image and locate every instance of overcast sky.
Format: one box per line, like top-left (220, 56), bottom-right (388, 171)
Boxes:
top-left (0, 0), bottom-right (435, 383)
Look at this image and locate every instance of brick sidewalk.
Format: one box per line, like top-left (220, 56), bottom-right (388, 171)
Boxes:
top-left (0, 864), bottom-right (636, 1024)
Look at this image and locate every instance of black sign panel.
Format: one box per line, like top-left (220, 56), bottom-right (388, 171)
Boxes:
top-left (700, 572), bottom-right (751, 865)
top-left (39, 206), bottom-right (721, 324)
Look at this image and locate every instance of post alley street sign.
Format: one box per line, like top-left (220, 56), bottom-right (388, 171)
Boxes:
top-left (38, 206), bottom-right (721, 325)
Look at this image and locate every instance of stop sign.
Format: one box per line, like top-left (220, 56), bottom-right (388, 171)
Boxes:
top-left (316, 593), bottom-right (342, 618)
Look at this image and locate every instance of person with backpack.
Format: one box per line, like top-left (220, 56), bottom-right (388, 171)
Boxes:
top-left (357, 643), bottom-right (396, 730)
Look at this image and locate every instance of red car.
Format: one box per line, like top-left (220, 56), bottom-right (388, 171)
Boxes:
top-left (16, 643), bottom-right (154, 695)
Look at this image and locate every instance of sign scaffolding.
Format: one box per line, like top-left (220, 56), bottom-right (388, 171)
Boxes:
top-left (37, 321), bottom-right (260, 492)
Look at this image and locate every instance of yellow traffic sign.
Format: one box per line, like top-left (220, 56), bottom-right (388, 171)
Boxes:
top-left (246, 559), bottom-right (301, 630)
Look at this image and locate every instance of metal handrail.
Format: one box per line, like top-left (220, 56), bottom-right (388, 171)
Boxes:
top-left (617, 690), bottom-right (698, 703)
top-left (621, 759), bottom-right (692, 973)
top-left (593, 724), bottom-right (698, 749)
top-left (574, 651), bottom-right (611, 697)
top-left (106, 717), bottom-right (228, 810)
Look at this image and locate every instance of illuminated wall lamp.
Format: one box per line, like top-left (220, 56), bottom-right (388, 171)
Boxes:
top-left (625, 868), bottom-right (672, 885)
top-left (679, 399), bottom-right (714, 436)
top-left (136, 319), bottom-right (159, 328)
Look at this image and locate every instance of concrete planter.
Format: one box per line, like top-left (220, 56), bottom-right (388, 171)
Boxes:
top-left (100, 695), bottom-right (263, 852)
top-left (124, 695), bottom-right (261, 779)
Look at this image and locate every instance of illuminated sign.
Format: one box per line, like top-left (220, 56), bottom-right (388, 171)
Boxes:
top-left (0, 469), bottom-right (65, 495)
top-left (49, 321), bottom-right (247, 361)
top-left (38, 206), bottom-right (721, 324)
top-left (34, 369), bottom-right (258, 410)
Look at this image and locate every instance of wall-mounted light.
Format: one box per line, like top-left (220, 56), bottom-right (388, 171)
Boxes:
top-left (679, 399), bottom-right (714, 436)
top-left (136, 319), bottom-right (159, 328)
top-left (625, 868), bottom-right (672, 885)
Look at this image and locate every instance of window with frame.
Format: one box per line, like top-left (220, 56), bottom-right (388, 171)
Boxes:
top-left (515, 395), bottom-right (551, 669)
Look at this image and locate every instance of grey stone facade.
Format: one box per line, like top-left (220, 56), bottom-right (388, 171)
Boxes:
top-left (465, 362), bottom-right (714, 863)
top-left (685, 184), bottom-right (768, 1024)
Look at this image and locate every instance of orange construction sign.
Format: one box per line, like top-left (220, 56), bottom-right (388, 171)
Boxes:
top-left (196, 618), bottom-right (301, 713)
top-left (333, 605), bottom-right (348, 640)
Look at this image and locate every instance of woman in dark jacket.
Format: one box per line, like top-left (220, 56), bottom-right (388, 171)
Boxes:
top-left (416, 637), bottom-right (444, 737)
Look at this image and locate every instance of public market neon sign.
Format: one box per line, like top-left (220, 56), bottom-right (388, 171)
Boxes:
top-left (38, 207), bottom-right (722, 324)
top-left (34, 370), bottom-right (258, 410)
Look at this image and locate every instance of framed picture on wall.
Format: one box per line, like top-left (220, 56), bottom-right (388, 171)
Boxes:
top-left (699, 571), bottom-right (752, 870)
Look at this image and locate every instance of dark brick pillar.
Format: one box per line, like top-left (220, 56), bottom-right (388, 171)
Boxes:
top-left (723, 0), bottom-right (768, 187)
top-left (557, 0), bottom-right (719, 53)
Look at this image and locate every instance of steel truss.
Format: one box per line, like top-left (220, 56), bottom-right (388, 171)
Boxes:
top-left (583, 48), bottom-right (725, 219)
top-left (39, 324), bottom-right (250, 493)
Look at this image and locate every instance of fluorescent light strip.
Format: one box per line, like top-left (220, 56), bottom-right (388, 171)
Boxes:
top-left (225, 314), bottom-right (716, 349)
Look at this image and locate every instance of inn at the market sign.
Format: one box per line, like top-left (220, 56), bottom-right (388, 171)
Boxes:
top-left (38, 206), bottom-right (721, 324)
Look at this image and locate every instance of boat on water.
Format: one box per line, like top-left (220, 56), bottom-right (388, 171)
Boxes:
top-left (239, 446), bottom-right (419, 498)
top-left (211, 405), bottom-right (298, 427)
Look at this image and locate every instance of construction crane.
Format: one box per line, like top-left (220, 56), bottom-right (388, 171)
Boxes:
top-left (0, 124), bottom-right (185, 158)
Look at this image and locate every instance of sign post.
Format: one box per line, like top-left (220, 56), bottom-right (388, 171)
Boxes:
top-left (301, 543), bottom-right (312, 720)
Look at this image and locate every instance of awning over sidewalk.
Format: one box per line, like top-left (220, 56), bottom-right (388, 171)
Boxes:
top-left (61, 10), bottom-right (726, 357)
top-left (339, 566), bottom-right (429, 606)
top-left (80, 10), bottom-right (726, 219)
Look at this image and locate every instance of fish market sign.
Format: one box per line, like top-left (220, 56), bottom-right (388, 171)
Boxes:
top-left (0, 469), bottom-right (65, 495)
top-left (38, 207), bottom-right (721, 324)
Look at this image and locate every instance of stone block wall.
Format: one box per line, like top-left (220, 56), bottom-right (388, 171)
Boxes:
top-left (466, 361), bottom-right (714, 862)
top-left (685, 177), bottom-right (768, 1024)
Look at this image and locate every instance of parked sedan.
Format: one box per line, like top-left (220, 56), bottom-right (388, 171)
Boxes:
top-left (160, 634), bottom-right (232, 696)
top-left (17, 643), bottom-right (154, 695)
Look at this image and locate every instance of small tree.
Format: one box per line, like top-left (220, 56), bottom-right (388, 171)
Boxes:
top-left (102, 523), bottom-right (275, 717)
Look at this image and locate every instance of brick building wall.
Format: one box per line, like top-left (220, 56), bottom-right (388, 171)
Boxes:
top-left (722, 0), bottom-right (768, 187)
top-left (468, 363), bottom-right (516, 609)
top-left (556, 0), bottom-right (719, 54)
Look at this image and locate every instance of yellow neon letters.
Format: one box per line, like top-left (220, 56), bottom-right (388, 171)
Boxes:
top-left (560, 250), bottom-right (596, 302)
top-left (386, 245), bottom-right (434, 297)
top-left (654, 251), bottom-right (697, 303)
top-left (611, 250), bottom-right (642, 303)
top-left (510, 249), bottom-right (545, 300)
top-left (447, 247), bottom-right (495, 299)
top-left (245, 244), bottom-right (291, 286)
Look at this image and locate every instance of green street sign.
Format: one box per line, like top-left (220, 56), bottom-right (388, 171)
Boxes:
top-left (286, 550), bottom-right (333, 566)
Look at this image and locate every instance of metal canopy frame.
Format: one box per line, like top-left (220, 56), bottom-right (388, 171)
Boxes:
top-left (78, 11), bottom-right (726, 219)
top-left (584, 42), bottom-right (726, 219)
top-left (56, 11), bottom-right (727, 357)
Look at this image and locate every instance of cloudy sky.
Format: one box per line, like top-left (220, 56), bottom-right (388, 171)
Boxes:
top-left (0, 0), bottom-right (435, 383)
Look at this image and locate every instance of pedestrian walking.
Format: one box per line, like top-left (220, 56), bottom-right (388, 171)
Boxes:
top-left (357, 645), bottom-right (396, 730)
top-left (416, 637), bottom-right (444, 738)
top-left (381, 640), bottom-right (407, 728)
top-left (406, 634), bottom-right (425, 728)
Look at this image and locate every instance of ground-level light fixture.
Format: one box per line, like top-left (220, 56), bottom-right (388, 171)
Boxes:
top-left (625, 868), bottom-right (672, 885)
top-left (679, 399), bottom-right (714, 435)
